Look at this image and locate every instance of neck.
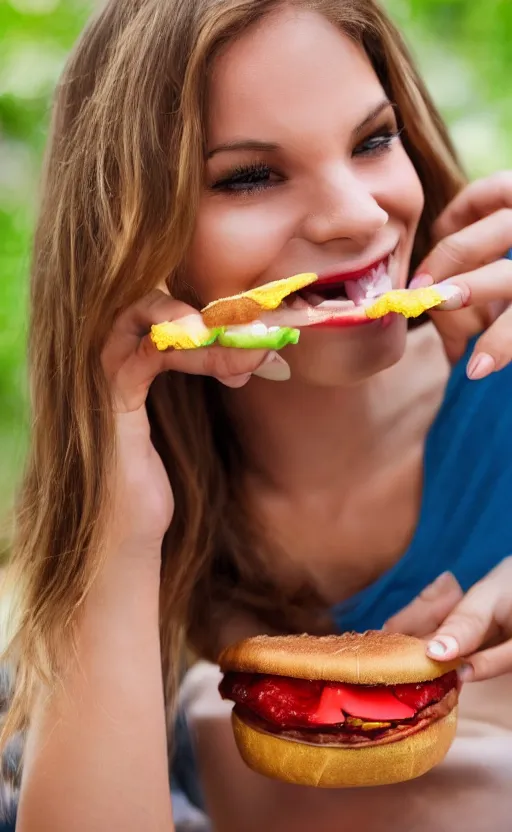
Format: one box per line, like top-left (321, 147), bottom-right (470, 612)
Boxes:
top-left (224, 324), bottom-right (449, 495)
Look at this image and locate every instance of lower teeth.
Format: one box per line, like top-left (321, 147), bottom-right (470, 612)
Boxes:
top-left (303, 293), bottom-right (354, 309)
top-left (316, 298), bottom-right (355, 309)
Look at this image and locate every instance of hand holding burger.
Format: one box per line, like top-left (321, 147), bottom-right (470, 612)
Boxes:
top-left (384, 561), bottom-right (512, 682)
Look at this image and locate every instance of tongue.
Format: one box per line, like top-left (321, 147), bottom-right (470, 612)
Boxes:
top-left (259, 301), bottom-right (364, 329)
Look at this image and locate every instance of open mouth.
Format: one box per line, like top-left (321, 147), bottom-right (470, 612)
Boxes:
top-left (293, 256), bottom-right (392, 308)
top-left (259, 255), bottom-right (394, 328)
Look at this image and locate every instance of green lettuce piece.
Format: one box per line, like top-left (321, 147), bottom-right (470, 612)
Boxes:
top-left (202, 328), bottom-right (222, 347)
top-left (216, 326), bottom-right (300, 350)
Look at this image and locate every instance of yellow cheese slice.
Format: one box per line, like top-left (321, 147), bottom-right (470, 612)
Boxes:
top-left (365, 286), bottom-right (444, 320)
top-left (346, 717), bottom-right (392, 731)
top-left (238, 272), bottom-right (318, 310)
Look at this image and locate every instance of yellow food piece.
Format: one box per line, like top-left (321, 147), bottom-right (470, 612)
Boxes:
top-left (365, 287), bottom-right (444, 320)
top-left (241, 272), bottom-right (318, 310)
top-left (346, 717), bottom-right (391, 731)
top-left (150, 314), bottom-right (215, 351)
top-left (202, 272), bottom-right (318, 316)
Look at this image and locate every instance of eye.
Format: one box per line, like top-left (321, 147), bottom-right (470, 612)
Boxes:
top-left (211, 162), bottom-right (280, 194)
top-left (354, 128), bottom-right (402, 158)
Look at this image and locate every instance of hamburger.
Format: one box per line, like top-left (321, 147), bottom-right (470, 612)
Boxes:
top-left (150, 271), bottom-right (447, 352)
top-left (218, 632), bottom-right (461, 788)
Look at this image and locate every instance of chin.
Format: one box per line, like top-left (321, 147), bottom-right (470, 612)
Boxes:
top-left (286, 313), bottom-right (408, 387)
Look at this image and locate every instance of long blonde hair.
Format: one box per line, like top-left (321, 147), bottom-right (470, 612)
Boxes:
top-left (2, 0), bottom-right (466, 743)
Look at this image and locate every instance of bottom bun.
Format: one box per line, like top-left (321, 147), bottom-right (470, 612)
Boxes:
top-left (231, 707), bottom-right (458, 788)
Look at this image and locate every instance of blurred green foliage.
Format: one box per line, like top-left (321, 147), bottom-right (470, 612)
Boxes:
top-left (0, 0), bottom-right (511, 526)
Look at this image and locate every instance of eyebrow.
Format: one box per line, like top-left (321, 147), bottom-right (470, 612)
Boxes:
top-left (352, 98), bottom-right (394, 137)
top-left (207, 139), bottom-right (280, 159)
top-left (206, 98), bottom-right (394, 159)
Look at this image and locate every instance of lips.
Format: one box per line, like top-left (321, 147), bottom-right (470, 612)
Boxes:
top-left (313, 254), bottom-right (394, 289)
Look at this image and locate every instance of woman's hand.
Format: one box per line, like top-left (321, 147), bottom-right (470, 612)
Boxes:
top-left (410, 171), bottom-right (512, 374)
top-left (383, 560), bottom-right (512, 682)
top-left (101, 289), bottom-right (277, 552)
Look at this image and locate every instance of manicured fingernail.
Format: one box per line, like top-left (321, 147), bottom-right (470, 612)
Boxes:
top-left (435, 284), bottom-right (466, 310)
top-left (252, 352), bottom-right (291, 382)
top-left (458, 663), bottom-right (474, 683)
top-left (427, 635), bottom-right (459, 658)
top-left (431, 571), bottom-right (454, 590)
top-left (409, 273), bottom-right (434, 289)
top-left (466, 352), bottom-right (496, 380)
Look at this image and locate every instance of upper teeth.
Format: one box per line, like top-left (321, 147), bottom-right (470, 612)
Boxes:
top-left (313, 260), bottom-right (393, 309)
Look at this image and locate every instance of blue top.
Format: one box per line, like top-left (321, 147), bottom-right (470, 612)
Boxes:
top-left (332, 333), bottom-right (512, 633)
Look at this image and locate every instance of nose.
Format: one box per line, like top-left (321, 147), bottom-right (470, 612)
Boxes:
top-left (301, 165), bottom-right (389, 247)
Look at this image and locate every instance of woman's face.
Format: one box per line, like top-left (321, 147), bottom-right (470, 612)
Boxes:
top-left (186, 8), bottom-right (425, 385)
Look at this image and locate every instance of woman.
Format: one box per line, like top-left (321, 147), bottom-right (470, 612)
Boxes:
top-left (4, 0), bottom-right (512, 829)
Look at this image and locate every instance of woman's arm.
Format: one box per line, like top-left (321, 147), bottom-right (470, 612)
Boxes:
top-left (14, 288), bottom-right (272, 832)
top-left (16, 549), bottom-right (174, 832)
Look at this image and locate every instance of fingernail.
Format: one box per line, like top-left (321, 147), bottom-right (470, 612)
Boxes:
top-left (430, 571), bottom-right (454, 592)
top-left (427, 635), bottom-right (459, 658)
top-left (434, 571), bottom-right (453, 585)
top-left (466, 352), bottom-right (496, 380)
top-left (409, 273), bottom-right (434, 289)
top-left (435, 283), bottom-right (466, 310)
top-left (458, 663), bottom-right (474, 683)
top-left (252, 352), bottom-right (291, 382)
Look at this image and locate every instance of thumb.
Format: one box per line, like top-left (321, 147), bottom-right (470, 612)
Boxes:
top-left (383, 572), bottom-right (463, 637)
top-left (426, 584), bottom-right (497, 662)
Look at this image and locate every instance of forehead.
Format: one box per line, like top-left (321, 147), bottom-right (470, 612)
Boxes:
top-left (207, 9), bottom-right (384, 144)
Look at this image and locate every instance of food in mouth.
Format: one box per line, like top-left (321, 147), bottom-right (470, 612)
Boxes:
top-left (150, 273), bottom-right (316, 351)
top-left (218, 632), bottom-right (461, 788)
top-left (276, 256), bottom-right (394, 325)
top-left (150, 258), bottom-right (447, 351)
top-left (201, 272), bottom-right (319, 327)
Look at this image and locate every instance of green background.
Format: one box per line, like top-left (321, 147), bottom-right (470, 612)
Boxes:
top-left (1, 0), bottom-right (511, 542)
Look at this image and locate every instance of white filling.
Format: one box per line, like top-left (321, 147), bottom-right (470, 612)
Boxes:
top-left (223, 321), bottom-right (269, 337)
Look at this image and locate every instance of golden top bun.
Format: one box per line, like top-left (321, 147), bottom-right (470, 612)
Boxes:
top-left (231, 707), bottom-right (458, 787)
top-left (219, 631), bottom-right (461, 685)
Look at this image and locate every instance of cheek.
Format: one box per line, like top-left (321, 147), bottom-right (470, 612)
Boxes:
top-left (383, 149), bottom-right (425, 230)
top-left (185, 196), bottom-right (297, 305)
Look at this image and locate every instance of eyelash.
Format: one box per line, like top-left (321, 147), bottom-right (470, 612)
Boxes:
top-left (211, 127), bottom-right (402, 195)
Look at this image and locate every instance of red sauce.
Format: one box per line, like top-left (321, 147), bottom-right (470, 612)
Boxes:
top-left (219, 670), bottom-right (458, 729)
